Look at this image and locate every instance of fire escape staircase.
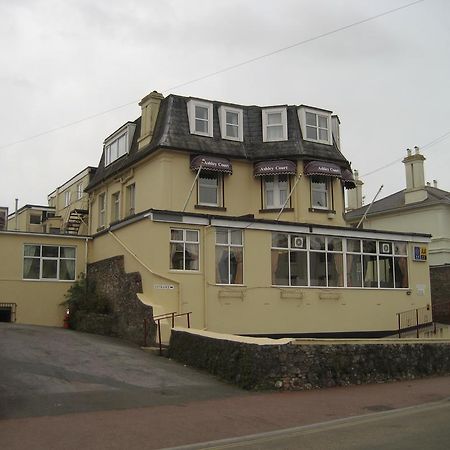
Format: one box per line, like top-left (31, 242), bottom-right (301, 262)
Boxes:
top-left (65, 209), bottom-right (88, 235)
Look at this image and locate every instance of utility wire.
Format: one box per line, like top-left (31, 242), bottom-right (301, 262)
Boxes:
top-left (0, 0), bottom-right (425, 151)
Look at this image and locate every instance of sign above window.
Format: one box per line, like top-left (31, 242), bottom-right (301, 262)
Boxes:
top-left (190, 155), bottom-right (232, 174)
top-left (304, 160), bottom-right (342, 178)
top-left (254, 160), bottom-right (297, 177)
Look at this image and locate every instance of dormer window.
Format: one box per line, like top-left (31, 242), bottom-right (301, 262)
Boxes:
top-left (104, 123), bottom-right (136, 167)
top-left (188, 100), bottom-right (213, 137)
top-left (298, 106), bottom-right (332, 145)
top-left (262, 108), bottom-right (287, 142)
top-left (219, 106), bottom-right (243, 141)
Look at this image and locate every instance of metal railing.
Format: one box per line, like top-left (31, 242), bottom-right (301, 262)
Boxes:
top-left (144, 311), bottom-right (192, 355)
top-left (396, 305), bottom-right (432, 338)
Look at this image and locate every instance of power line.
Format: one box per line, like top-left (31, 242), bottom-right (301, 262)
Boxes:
top-left (0, 0), bottom-right (425, 151)
top-left (361, 129), bottom-right (450, 177)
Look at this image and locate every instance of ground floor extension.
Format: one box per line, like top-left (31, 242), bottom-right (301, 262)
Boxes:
top-left (87, 209), bottom-right (432, 339)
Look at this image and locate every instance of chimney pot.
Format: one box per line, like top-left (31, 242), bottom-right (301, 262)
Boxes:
top-left (407, 148), bottom-right (412, 156)
top-left (414, 146), bottom-right (420, 154)
top-left (433, 179), bottom-right (438, 188)
top-left (426, 182), bottom-right (431, 186)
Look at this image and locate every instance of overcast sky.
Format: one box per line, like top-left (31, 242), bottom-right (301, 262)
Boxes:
top-left (1, 0), bottom-right (449, 213)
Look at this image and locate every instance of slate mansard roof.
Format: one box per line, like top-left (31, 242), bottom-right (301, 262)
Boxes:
top-left (87, 94), bottom-right (351, 191)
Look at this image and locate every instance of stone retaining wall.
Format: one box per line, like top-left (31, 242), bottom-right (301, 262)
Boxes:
top-left (169, 328), bottom-right (450, 390)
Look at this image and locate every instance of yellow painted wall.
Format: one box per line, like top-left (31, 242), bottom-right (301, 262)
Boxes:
top-left (0, 232), bottom-right (88, 326)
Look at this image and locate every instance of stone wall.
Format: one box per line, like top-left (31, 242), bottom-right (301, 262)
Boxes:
top-left (76, 255), bottom-right (155, 345)
top-left (169, 328), bottom-right (450, 391)
top-left (430, 265), bottom-right (450, 323)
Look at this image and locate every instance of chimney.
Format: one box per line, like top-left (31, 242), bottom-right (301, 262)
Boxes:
top-left (331, 115), bottom-right (341, 150)
top-left (138, 90), bottom-right (164, 150)
top-left (347, 169), bottom-right (364, 210)
top-left (433, 179), bottom-right (438, 188)
top-left (402, 146), bottom-right (427, 204)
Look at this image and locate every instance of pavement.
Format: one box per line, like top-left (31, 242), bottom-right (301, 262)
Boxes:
top-left (1, 323), bottom-right (450, 449)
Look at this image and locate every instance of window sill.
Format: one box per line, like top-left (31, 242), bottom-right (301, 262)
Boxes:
top-left (308, 208), bottom-right (336, 214)
top-left (195, 205), bottom-right (226, 211)
top-left (259, 208), bottom-right (294, 213)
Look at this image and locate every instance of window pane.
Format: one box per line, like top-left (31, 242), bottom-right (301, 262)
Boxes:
top-left (272, 250), bottom-right (289, 285)
top-left (185, 243), bottom-right (199, 270)
top-left (266, 190), bottom-right (274, 207)
top-left (42, 259), bottom-right (58, 279)
top-left (318, 115), bottom-right (328, 128)
top-left (290, 251), bottom-right (307, 286)
top-left (347, 239), bottom-right (361, 253)
top-left (118, 135), bottom-right (127, 156)
top-left (23, 258), bottom-right (40, 279)
top-left (306, 126), bottom-right (317, 140)
top-left (42, 246), bottom-right (58, 257)
top-left (195, 105), bottom-right (208, 120)
top-left (328, 237), bottom-right (342, 252)
top-left (170, 243), bottom-right (184, 269)
top-left (363, 240), bottom-right (377, 254)
top-left (312, 191), bottom-right (327, 207)
top-left (310, 252), bottom-right (327, 286)
top-left (394, 242), bottom-right (407, 256)
top-left (291, 234), bottom-right (306, 249)
top-left (394, 257), bottom-right (409, 288)
top-left (216, 229), bottom-right (228, 245)
top-left (305, 112), bottom-right (317, 126)
top-left (171, 229), bottom-right (183, 241)
top-left (230, 230), bottom-right (242, 245)
top-left (230, 247), bottom-right (243, 284)
top-left (267, 112), bottom-right (282, 125)
top-left (328, 253), bottom-right (344, 287)
top-left (199, 186), bottom-right (218, 205)
top-left (226, 111), bottom-right (238, 125)
top-left (30, 214), bottom-right (41, 224)
top-left (195, 119), bottom-right (208, 133)
top-left (60, 247), bottom-right (75, 258)
top-left (380, 242), bottom-right (393, 255)
top-left (318, 128), bottom-right (328, 141)
top-left (186, 230), bottom-right (199, 242)
top-left (267, 125), bottom-right (283, 141)
top-left (226, 124), bottom-right (238, 138)
top-left (279, 189), bottom-right (287, 206)
top-left (272, 233), bottom-right (288, 248)
top-left (310, 235), bottom-right (325, 250)
top-left (216, 247), bottom-right (229, 283)
top-left (24, 245), bottom-right (40, 257)
top-left (363, 255), bottom-right (378, 287)
top-left (346, 254), bottom-right (362, 287)
top-left (60, 259), bottom-right (75, 280)
top-left (379, 256), bottom-right (394, 288)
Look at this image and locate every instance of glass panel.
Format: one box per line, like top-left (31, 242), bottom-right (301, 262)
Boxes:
top-left (318, 115), bottom-right (328, 128)
top-left (363, 240), bottom-right (377, 254)
top-left (312, 191), bottom-right (327, 208)
top-left (310, 235), bottom-right (325, 250)
top-left (363, 255), bottom-right (378, 287)
top-left (195, 105), bottom-right (208, 120)
top-left (279, 189), bottom-right (287, 206)
top-left (42, 259), bottom-right (58, 279)
top-left (185, 243), bottom-right (199, 270)
top-left (291, 234), bottom-right (306, 249)
top-left (318, 128), bottom-right (328, 141)
top-left (230, 230), bottom-right (242, 245)
top-left (118, 134), bottom-right (127, 156)
top-left (290, 251), bottom-right (307, 286)
top-left (199, 186), bottom-right (218, 205)
top-left (266, 190), bottom-right (274, 207)
top-left (230, 247), bottom-right (243, 284)
top-left (272, 250), bottom-right (289, 285)
top-left (306, 126), bottom-right (317, 140)
top-left (60, 247), bottom-right (75, 258)
top-left (272, 233), bottom-right (288, 248)
top-left (216, 229), bottom-right (228, 245)
top-left (226, 124), bottom-right (238, 138)
top-left (110, 140), bottom-right (118, 160)
top-left (216, 247), bottom-right (229, 284)
top-left (347, 239), bottom-right (361, 253)
top-left (328, 253), bottom-right (344, 287)
top-left (23, 258), bottom-right (40, 279)
top-left (170, 243), bottom-right (184, 270)
top-left (195, 118), bottom-right (208, 133)
top-left (42, 246), bottom-right (58, 257)
top-left (171, 229), bottom-right (183, 241)
top-left (267, 125), bottom-right (283, 141)
top-left (267, 112), bottom-right (282, 125)
top-left (305, 111), bottom-right (316, 126)
top-left (379, 242), bottom-right (393, 255)
top-left (346, 254), bottom-right (362, 287)
top-left (186, 230), bottom-right (199, 243)
top-left (310, 252), bottom-right (327, 286)
top-left (30, 214), bottom-right (41, 224)
top-left (24, 245), bottom-right (40, 257)
top-left (394, 257), bottom-right (409, 288)
top-left (60, 259), bottom-right (75, 280)
top-left (226, 111), bottom-right (239, 125)
top-left (379, 256), bottom-right (394, 288)
top-left (394, 242), bottom-right (407, 256)
top-left (328, 237), bottom-right (342, 252)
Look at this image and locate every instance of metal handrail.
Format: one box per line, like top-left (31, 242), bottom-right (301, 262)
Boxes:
top-left (144, 311), bottom-right (192, 355)
top-left (396, 305), bottom-right (432, 338)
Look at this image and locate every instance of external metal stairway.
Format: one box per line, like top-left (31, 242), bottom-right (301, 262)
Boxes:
top-left (65, 209), bottom-right (88, 234)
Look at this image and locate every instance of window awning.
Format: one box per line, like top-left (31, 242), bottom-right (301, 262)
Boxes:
top-left (341, 168), bottom-right (357, 189)
top-left (303, 160), bottom-right (342, 178)
top-left (253, 160), bottom-right (297, 177)
top-left (190, 155), bottom-right (232, 174)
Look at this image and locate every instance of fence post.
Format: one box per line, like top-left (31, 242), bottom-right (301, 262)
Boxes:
top-left (158, 320), bottom-right (162, 356)
top-left (416, 309), bottom-right (419, 338)
top-left (397, 313), bottom-right (401, 338)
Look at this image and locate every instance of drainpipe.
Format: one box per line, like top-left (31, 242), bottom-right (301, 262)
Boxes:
top-left (84, 237), bottom-right (89, 276)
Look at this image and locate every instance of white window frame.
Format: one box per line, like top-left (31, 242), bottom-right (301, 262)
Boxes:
top-left (188, 99), bottom-right (213, 137)
top-left (64, 191), bottom-right (71, 208)
top-left (98, 192), bottom-right (106, 228)
top-left (263, 175), bottom-right (290, 209)
top-left (126, 183), bottom-right (136, 216)
top-left (298, 107), bottom-right (332, 145)
top-left (262, 107), bottom-right (288, 142)
top-left (219, 106), bottom-right (243, 141)
top-left (111, 191), bottom-right (120, 222)
top-left (311, 176), bottom-right (330, 210)
top-left (198, 172), bottom-right (222, 207)
top-left (23, 244), bottom-right (77, 281)
top-left (170, 228), bottom-right (200, 272)
top-left (215, 229), bottom-right (244, 285)
top-left (76, 182), bottom-right (83, 200)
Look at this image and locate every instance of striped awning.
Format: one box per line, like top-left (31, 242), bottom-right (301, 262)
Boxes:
top-left (304, 161), bottom-right (342, 178)
top-left (190, 155), bottom-right (232, 174)
top-left (254, 160), bottom-right (297, 177)
top-left (341, 168), bottom-right (357, 189)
